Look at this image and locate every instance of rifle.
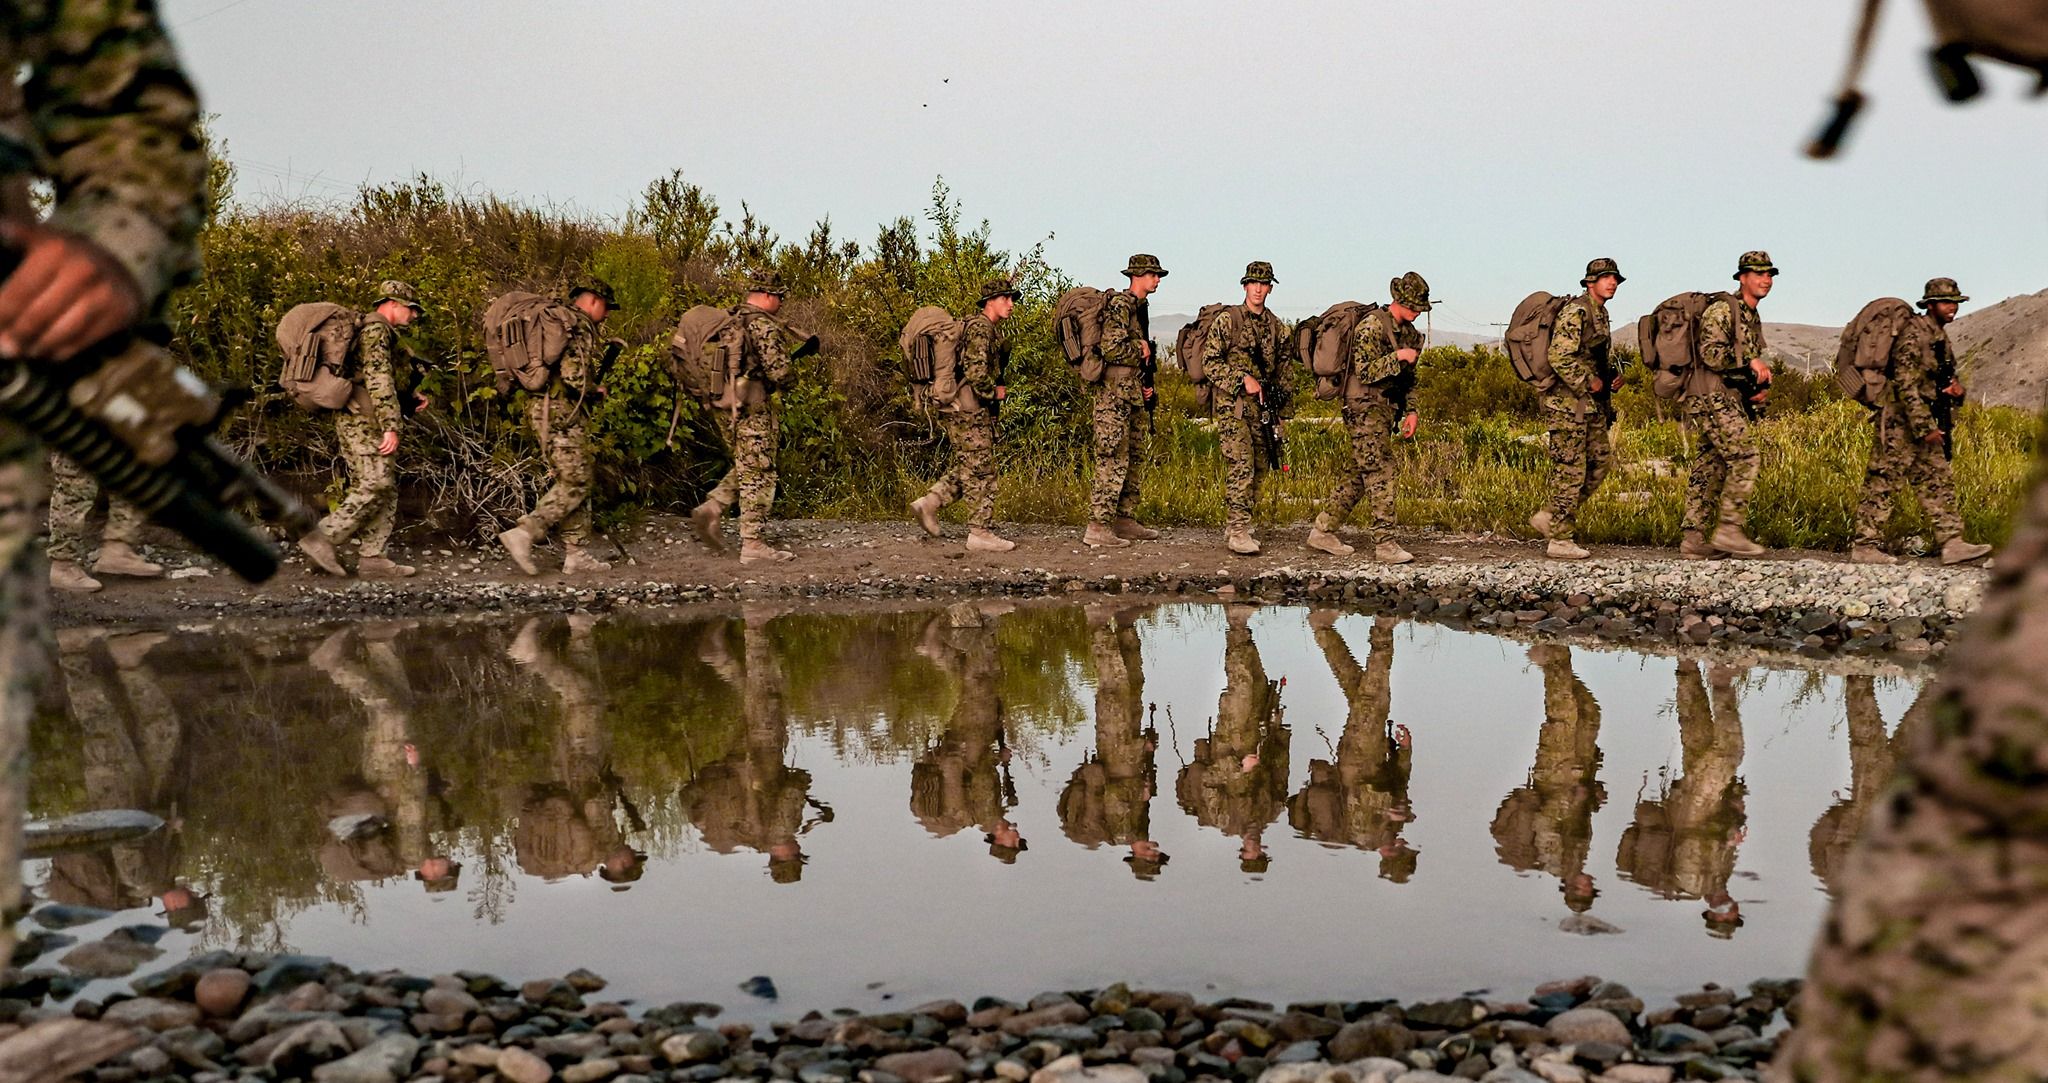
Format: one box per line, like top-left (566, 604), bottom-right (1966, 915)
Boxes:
top-left (1720, 367), bottom-right (1768, 421)
top-left (1257, 391), bottom-right (1285, 471)
top-left (1591, 348), bottom-right (1628, 419)
top-left (1932, 344), bottom-right (1961, 459)
top-left (1141, 339), bottom-right (1158, 415)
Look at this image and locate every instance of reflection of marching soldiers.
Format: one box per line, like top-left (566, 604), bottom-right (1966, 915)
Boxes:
top-left (680, 612), bottom-right (824, 883)
top-left (910, 604), bottom-right (1026, 862)
top-left (1059, 605), bottom-right (1168, 879)
top-left (1291, 613), bottom-right (1416, 882)
top-left (1491, 644), bottom-right (1604, 910)
top-left (1616, 660), bottom-right (1749, 936)
top-left (1808, 676), bottom-right (1925, 892)
top-left (507, 616), bottom-right (640, 885)
top-left (1176, 606), bottom-right (1290, 873)
top-left (45, 630), bottom-right (188, 915)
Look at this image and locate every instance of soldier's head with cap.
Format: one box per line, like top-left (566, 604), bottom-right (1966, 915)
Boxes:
top-left (1125, 838), bottom-right (1170, 881)
top-left (1733, 250), bottom-right (1778, 303)
top-left (1582, 258), bottom-right (1625, 302)
top-left (985, 821), bottom-right (1028, 864)
top-left (1240, 261), bottom-right (1277, 310)
top-left (978, 276), bottom-right (1021, 321)
top-left (744, 268), bottom-right (788, 314)
top-left (1919, 277), bottom-right (1969, 324)
top-left (1121, 253), bottom-right (1167, 299)
top-left (767, 839), bottom-right (805, 884)
top-left (372, 279), bottom-right (423, 328)
top-left (1388, 271), bottom-right (1433, 322)
top-left (570, 279), bottom-right (618, 323)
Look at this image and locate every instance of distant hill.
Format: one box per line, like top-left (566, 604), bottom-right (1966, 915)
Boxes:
top-left (1951, 289), bottom-right (2048, 411)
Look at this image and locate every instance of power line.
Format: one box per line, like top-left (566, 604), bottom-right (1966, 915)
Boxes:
top-left (171, 0), bottom-right (262, 30)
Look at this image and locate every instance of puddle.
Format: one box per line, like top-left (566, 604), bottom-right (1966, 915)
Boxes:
top-left (26, 602), bottom-right (1923, 1018)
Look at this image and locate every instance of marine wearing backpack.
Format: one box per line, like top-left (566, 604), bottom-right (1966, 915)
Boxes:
top-left (484, 291), bottom-right (584, 396)
top-left (908, 278), bottom-right (1021, 554)
top-left (899, 305), bottom-right (969, 409)
top-left (1298, 301), bottom-right (1396, 402)
top-left (1306, 273), bottom-right (1433, 566)
top-left (1054, 286), bottom-right (1116, 384)
top-left (495, 282), bottom-right (618, 578)
top-left (1080, 255), bottom-right (1167, 550)
top-left (1522, 259), bottom-right (1624, 561)
top-left (276, 301), bottom-right (367, 412)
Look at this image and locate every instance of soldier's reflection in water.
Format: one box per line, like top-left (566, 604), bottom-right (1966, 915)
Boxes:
top-left (1291, 612), bottom-right (1416, 882)
top-left (1060, 604), bottom-right (1168, 879)
top-left (911, 603), bottom-right (1027, 863)
top-left (1617, 660), bottom-right (1749, 937)
top-left (1491, 643), bottom-right (1603, 912)
top-left (506, 616), bottom-right (642, 886)
top-left (45, 629), bottom-right (186, 914)
top-left (1177, 606), bottom-right (1290, 875)
top-left (680, 610), bottom-right (826, 883)
top-left (1808, 676), bottom-right (1926, 892)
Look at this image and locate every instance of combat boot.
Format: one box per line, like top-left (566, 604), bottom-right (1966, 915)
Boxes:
top-left (498, 523), bottom-right (540, 576)
top-left (1849, 545), bottom-right (1898, 565)
top-left (740, 539), bottom-right (794, 565)
top-left (298, 530), bottom-right (348, 576)
top-left (1709, 524), bottom-right (1767, 559)
top-left (1306, 527), bottom-right (1354, 556)
top-left (50, 559), bottom-right (101, 593)
top-left (910, 493), bottom-right (944, 538)
top-left (356, 555), bottom-right (417, 578)
top-left (1226, 530), bottom-right (1261, 556)
top-left (1528, 510), bottom-right (1553, 539)
top-left (689, 499), bottom-right (726, 553)
top-left (1940, 537), bottom-right (1993, 565)
top-left (1083, 523), bottom-right (1130, 549)
top-left (1373, 541), bottom-right (1414, 565)
top-left (1546, 539), bottom-right (1591, 560)
top-left (965, 528), bottom-right (1015, 553)
top-left (1112, 517), bottom-right (1160, 541)
top-left (91, 541), bottom-right (162, 579)
top-left (1678, 530), bottom-right (1723, 561)
top-left (562, 545), bottom-right (612, 574)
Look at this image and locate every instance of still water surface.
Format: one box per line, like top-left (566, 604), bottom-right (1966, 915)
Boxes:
top-left (28, 603), bottom-right (1925, 1018)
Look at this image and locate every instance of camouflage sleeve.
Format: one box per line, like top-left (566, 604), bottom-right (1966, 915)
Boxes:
top-left (1890, 320), bottom-right (1940, 440)
top-left (1204, 309), bottom-right (1247, 389)
top-left (1352, 310), bottom-right (1403, 387)
top-left (959, 317), bottom-right (996, 399)
top-left (1099, 291), bottom-right (1144, 367)
top-left (1547, 302), bottom-right (1592, 394)
top-left (745, 311), bottom-right (794, 387)
top-left (24, 0), bottom-right (208, 304)
top-left (556, 318), bottom-right (595, 395)
top-left (355, 320), bottom-right (401, 432)
top-left (1696, 300), bottom-right (1739, 373)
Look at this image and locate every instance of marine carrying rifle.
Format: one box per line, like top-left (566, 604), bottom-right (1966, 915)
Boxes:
top-left (1257, 391), bottom-right (1285, 472)
top-left (1931, 344), bottom-right (1963, 459)
top-left (1141, 339), bottom-right (1159, 415)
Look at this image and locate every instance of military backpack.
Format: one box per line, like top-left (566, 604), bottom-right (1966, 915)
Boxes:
top-left (1832, 297), bottom-right (1917, 406)
top-left (1504, 292), bottom-right (1573, 392)
top-left (899, 305), bottom-right (967, 407)
top-left (1173, 303), bottom-right (1231, 410)
top-left (669, 305), bottom-right (744, 408)
top-left (1636, 291), bottom-right (1739, 400)
top-left (483, 291), bottom-right (580, 395)
top-left (1299, 301), bottom-right (1394, 401)
top-left (1054, 286), bottom-right (1115, 383)
top-left (275, 302), bottom-right (362, 412)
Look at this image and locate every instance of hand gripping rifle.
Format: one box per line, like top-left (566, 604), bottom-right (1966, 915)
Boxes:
top-left (0, 255), bottom-right (317, 582)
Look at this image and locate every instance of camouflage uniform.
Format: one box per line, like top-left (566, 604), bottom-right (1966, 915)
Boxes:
top-left (1681, 295), bottom-right (1766, 535)
top-left (1089, 289), bottom-right (1151, 525)
top-left (1058, 607), bottom-right (1163, 875)
top-left (1852, 312), bottom-right (1965, 547)
top-left (1175, 608), bottom-right (1290, 863)
top-left (924, 309), bottom-right (1003, 530)
top-left (318, 315), bottom-right (402, 556)
top-left (519, 308), bottom-right (599, 546)
top-left (46, 455), bottom-right (144, 563)
top-left (1291, 615), bottom-right (1416, 881)
top-left (680, 615), bottom-right (815, 883)
top-left (707, 303), bottom-right (795, 541)
top-left (1490, 644), bottom-right (1604, 911)
top-left (0, 0), bottom-right (207, 958)
top-left (1615, 661), bottom-right (1747, 934)
top-left (1204, 302), bottom-right (1291, 534)
top-left (1312, 307), bottom-right (1421, 543)
top-left (1542, 292), bottom-right (1615, 542)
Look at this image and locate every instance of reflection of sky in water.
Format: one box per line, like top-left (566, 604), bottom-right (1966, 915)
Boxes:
top-left (26, 605), bottom-right (1922, 1020)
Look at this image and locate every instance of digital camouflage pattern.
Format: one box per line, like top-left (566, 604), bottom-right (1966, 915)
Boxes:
top-left (1059, 607), bottom-right (1161, 874)
top-left (1853, 313), bottom-right (1965, 547)
top-left (518, 310), bottom-right (600, 546)
top-left (46, 454), bottom-right (144, 563)
top-left (1390, 271), bottom-right (1434, 312)
top-left (909, 609), bottom-right (1011, 844)
top-left (373, 279), bottom-right (423, 312)
top-left (1291, 614), bottom-right (1415, 881)
top-left (1734, 250), bottom-right (1780, 278)
top-left (0, 0), bottom-right (207, 961)
top-left (681, 615), bottom-right (813, 883)
top-left (1089, 290), bottom-right (1150, 524)
top-left (1616, 661), bottom-right (1748, 936)
top-left (1542, 293), bottom-right (1615, 541)
top-left (1685, 296), bottom-right (1766, 535)
top-left (1491, 644), bottom-right (1603, 912)
top-left (925, 411), bottom-right (996, 530)
top-left (1205, 305), bottom-right (1290, 533)
top-left (1177, 606), bottom-right (1289, 864)
top-left (1312, 308), bottom-right (1420, 543)
top-left (1696, 295), bottom-right (1767, 376)
top-left (318, 316), bottom-right (402, 556)
top-left (1919, 276), bottom-right (1968, 305)
top-left (704, 304), bottom-right (795, 540)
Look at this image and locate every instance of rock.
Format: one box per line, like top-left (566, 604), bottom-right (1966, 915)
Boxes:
top-left (128, 1046), bottom-right (173, 1075)
top-left (23, 810), bottom-right (165, 857)
top-left (564, 968), bottom-right (609, 993)
top-left (252, 954), bottom-right (333, 995)
top-left (740, 975), bottom-right (779, 1000)
top-left (562, 1059), bottom-right (623, 1083)
top-left (1330, 1015), bottom-right (1418, 1061)
top-left (1597, 1067), bottom-right (1673, 1083)
top-left (249, 1019), bottom-right (352, 1073)
top-left (1645, 1024), bottom-right (1714, 1054)
top-left (660, 1028), bottom-right (728, 1064)
top-left (498, 1045), bottom-right (556, 1083)
top-left (1528, 1062), bottom-right (1585, 1083)
top-left (194, 968), bottom-right (253, 1017)
top-left (1030, 1053), bottom-right (1147, 1083)
top-left (875, 1047), bottom-right (970, 1083)
top-left (521, 978), bottom-right (585, 1011)
top-left (420, 987), bottom-right (479, 1017)
top-left (101, 997), bottom-right (202, 1031)
top-left (799, 1059), bottom-right (858, 1083)
top-left (312, 1034), bottom-right (421, 1083)
top-left (1543, 1009), bottom-right (1630, 1047)
top-left (1557, 914), bottom-right (1623, 936)
top-left (912, 1000), bottom-right (968, 1026)
top-left (1403, 999), bottom-right (1482, 1029)
top-left (29, 903), bottom-right (114, 929)
top-left (59, 935), bottom-right (161, 978)
top-left (1000, 1002), bottom-right (1090, 1036)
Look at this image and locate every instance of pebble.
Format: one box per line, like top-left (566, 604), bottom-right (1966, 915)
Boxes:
top-left (1543, 1009), bottom-right (1632, 1046)
top-left (498, 1045), bottom-right (556, 1083)
top-left (100, 996), bottom-right (201, 1031)
top-left (194, 967), bottom-right (253, 1016)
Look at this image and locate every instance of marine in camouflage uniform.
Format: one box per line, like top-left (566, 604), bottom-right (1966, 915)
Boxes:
top-left (1176, 605), bottom-right (1290, 873)
top-left (1533, 259), bottom-right (1623, 559)
top-left (312, 280), bottom-right (420, 579)
top-left (1615, 660), bottom-right (1748, 937)
top-left (1308, 272), bottom-right (1430, 564)
top-left (1290, 611), bottom-right (1417, 882)
top-left (681, 610), bottom-right (818, 883)
top-left (694, 271), bottom-right (799, 565)
top-left (1679, 251), bottom-right (1775, 559)
top-left (1849, 278), bottom-right (1992, 566)
top-left (1083, 255), bottom-right (1165, 549)
top-left (0, 0), bottom-right (208, 965)
top-left (1204, 261), bottom-right (1292, 556)
top-left (1805, 675), bottom-right (1920, 893)
top-left (499, 281), bottom-right (614, 576)
top-left (911, 278), bottom-right (1017, 553)
top-left (1058, 603), bottom-right (1167, 879)
top-left (1490, 643), bottom-right (1604, 914)
top-left (909, 603), bottom-right (1024, 860)
top-left (46, 454), bottom-right (153, 591)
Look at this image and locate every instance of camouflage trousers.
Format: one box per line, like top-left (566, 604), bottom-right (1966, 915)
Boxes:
top-left (0, 423), bottom-right (50, 960)
top-left (47, 454), bottom-right (145, 563)
top-left (1541, 393), bottom-right (1613, 541)
top-left (708, 404), bottom-right (779, 542)
top-left (1680, 388), bottom-right (1759, 534)
top-left (521, 396), bottom-right (591, 546)
top-left (1088, 368), bottom-right (1150, 525)
top-left (1213, 385), bottom-right (1270, 534)
top-left (1853, 404), bottom-right (1963, 546)
top-left (316, 412), bottom-right (397, 557)
top-left (926, 407), bottom-right (997, 530)
top-left (1314, 397), bottom-right (1398, 543)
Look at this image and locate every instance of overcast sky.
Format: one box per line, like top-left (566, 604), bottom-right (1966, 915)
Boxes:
top-left (163, 0), bottom-right (2045, 333)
